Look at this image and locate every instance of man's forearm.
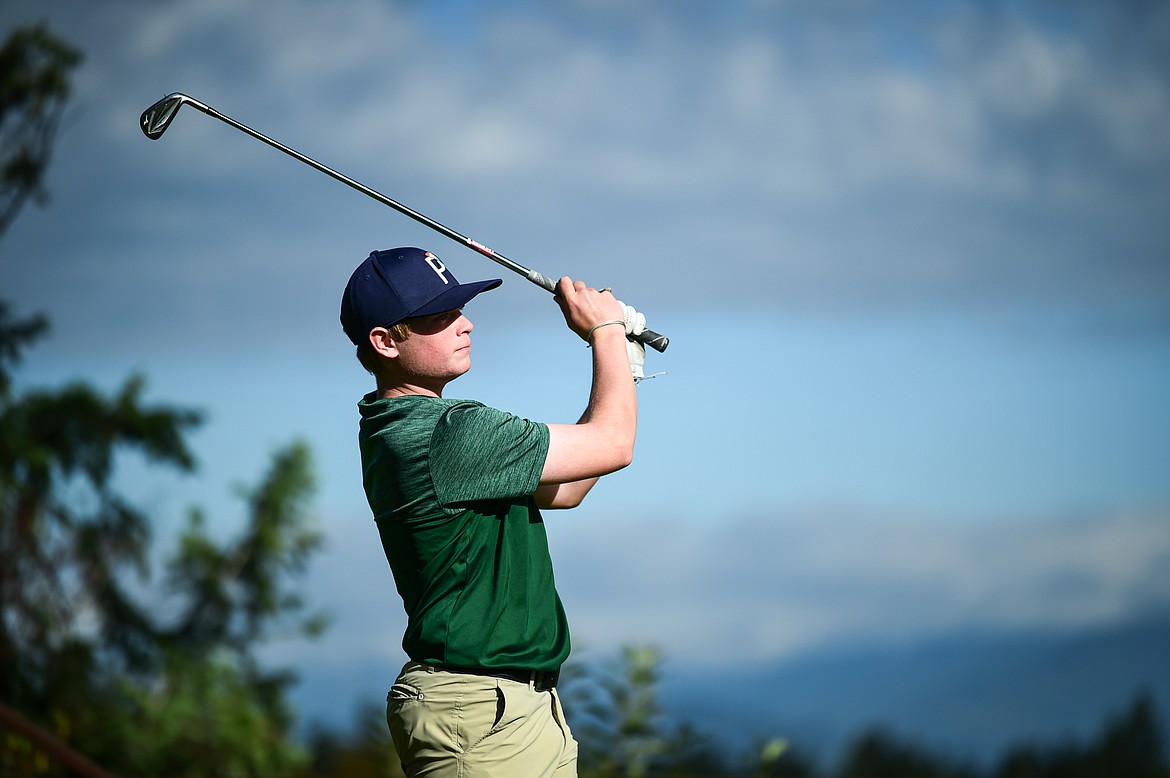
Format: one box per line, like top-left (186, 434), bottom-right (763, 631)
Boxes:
top-left (540, 326), bottom-right (638, 484)
top-left (534, 476), bottom-right (601, 509)
top-left (582, 325), bottom-right (638, 455)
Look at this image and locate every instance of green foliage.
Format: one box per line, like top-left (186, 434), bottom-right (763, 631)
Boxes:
top-left (101, 439), bottom-right (326, 776)
top-left (556, 646), bottom-right (1168, 778)
top-left (0, 302), bottom-right (328, 775)
top-left (163, 441), bottom-right (328, 660)
top-left (116, 652), bottom-right (307, 778)
top-left (565, 644), bottom-right (666, 777)
top-left (0, 300), bottom-right (47, 396)
top-left (0, 305), bottom-right (203, 706)
top-left (296, 703), bottom-right (404, 778)
top-left (0, 22), bottom-right (82, 234)
top-left (563, 644), bottom-right (727, 778)
top-left (1, 19), bottom-right (329, 775)
top-left (755, 736), bottom-right (818, 777)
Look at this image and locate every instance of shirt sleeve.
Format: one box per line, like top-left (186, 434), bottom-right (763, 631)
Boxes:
top-left (430, 402), bottom-right (550, 507)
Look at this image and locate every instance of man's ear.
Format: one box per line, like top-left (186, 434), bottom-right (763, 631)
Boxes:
top-left (368, 327), bottom-right (401, 359)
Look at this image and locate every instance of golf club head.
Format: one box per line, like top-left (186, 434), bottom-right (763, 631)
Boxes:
top-left (140, 93), bottom-right (190, 140)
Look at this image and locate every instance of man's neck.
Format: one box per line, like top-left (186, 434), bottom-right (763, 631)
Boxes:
top-left (377, 381), bottom-right (444, 400)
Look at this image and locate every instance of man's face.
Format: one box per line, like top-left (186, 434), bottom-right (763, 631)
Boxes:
top-left (394, 308), bottom-right (475, 387)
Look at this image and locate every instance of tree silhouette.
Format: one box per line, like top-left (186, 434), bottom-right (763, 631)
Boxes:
top-left (1, 299), bottom-right (327, 774)
top-left (1, 20), bottom-right (328, 777)
top-left (994, 692), bottom-right (1169, 778)
top-left (837, 727), bottom-right (976, 778)
top-left (0, 22), bottom-right (80, 234)
top-left (102, 442), bottom-right (326, 776)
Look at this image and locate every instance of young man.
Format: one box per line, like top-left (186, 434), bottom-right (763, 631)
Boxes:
top-left (340, 247), bottom-right (645, 777)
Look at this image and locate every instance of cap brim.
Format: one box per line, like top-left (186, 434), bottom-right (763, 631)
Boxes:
top-left (403, 278), bottom-right (502, 321)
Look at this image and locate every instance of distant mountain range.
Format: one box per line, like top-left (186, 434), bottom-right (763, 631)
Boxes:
top-left (288, 612), bottom-right (1170, 770)
top-left (658, 612), bottom-right (1170, 769)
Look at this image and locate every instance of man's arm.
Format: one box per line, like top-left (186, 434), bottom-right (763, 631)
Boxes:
top-left (534, 476), bottom-right (601, 510)
top-left (536, 277), bottom-right (638, 508)
top-left (535, 412), bottom-right (600, 509)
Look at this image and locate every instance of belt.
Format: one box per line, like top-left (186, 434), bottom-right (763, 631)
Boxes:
top-left (431, 665), bottom-right (560, 692)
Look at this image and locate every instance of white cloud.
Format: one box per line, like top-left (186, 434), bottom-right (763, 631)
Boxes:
top-left (549, 505), bottom-right (1170, 665)
top-left (7, 0), bottom-right (1165, 325)
top-left (261, 498), bottom-right (1170, 679)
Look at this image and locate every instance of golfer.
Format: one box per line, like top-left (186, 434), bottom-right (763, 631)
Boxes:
top-left (340, 247), bottom-right (645, 777)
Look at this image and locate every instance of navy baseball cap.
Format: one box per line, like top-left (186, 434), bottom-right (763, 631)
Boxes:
top-left (340, 247), bottom-right (502, 345)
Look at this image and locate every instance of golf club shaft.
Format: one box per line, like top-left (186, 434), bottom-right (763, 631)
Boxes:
top-left (141, 93), bottom-right (669, 352)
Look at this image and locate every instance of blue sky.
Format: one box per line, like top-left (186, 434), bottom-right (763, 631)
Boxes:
top-left (2, 0), bottom-right (1168, 745)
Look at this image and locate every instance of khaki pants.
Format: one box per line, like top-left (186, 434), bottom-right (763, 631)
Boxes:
top-left (387, 662), bottom-right (578, 777)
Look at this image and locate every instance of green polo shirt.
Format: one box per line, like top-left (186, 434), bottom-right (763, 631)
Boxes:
top-left (357, 393), bottom-right (569, 671)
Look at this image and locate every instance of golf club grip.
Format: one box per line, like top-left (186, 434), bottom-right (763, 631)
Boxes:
top-left (524, 269), bottom-right (668, 352)
top-left (635, 328), bottom-right (669, 353)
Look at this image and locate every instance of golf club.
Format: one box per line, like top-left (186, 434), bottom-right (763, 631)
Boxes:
top-left (140, 92), bottom-right (669, 352)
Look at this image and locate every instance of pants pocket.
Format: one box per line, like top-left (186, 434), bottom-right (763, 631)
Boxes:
top-left (388, 682), bottom-right (423, 703)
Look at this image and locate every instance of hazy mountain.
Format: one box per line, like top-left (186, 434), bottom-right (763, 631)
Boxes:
top-left (290, 611), bottom-right (1170, 772)
top-left (659, 613), bottom-right (1170, 767)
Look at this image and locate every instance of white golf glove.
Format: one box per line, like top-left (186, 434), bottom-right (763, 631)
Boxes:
top-left (619, 301), bottom-right (647, 381)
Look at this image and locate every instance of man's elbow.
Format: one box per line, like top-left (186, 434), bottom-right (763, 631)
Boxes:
top-left (589, 440), bottom-right (633, 478)
top-left (537, 493), bottom-right (582, 510)
top-left (555, 492), bottom-right (587, 510)
top-left (610, 438), bottom-right (635, 472)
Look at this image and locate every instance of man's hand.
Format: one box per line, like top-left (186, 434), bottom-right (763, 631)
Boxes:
top-left (620, 301), bottom-right (647, 380)
top-left (542, 277), bottom-right (639, 490)
top-left (554, 277), bottom-right (625, 343)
